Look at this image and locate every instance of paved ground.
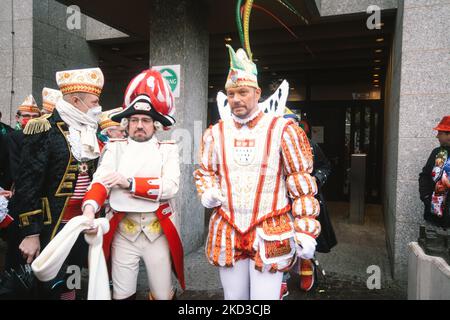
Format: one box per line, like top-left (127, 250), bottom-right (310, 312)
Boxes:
top-left (0, 202), bottom-right (407, 300)
top-left (142, 202), bottom-right (407, 300)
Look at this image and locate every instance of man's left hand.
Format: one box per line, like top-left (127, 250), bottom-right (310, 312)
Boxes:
top-left (102, 172), bottom-right (129, 189)
top-left (296, 233), bottom-right (317, 260)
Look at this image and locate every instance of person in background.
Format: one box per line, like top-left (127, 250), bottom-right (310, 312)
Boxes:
top-left (282, 113), bottom-right (337, 296)
top-left (97, 107), bottom-right (127, 147)
top-left (419, 115), bottom-right (450, 230)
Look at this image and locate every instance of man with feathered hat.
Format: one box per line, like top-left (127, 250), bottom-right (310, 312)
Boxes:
top-left (11, 67), bottom-right (105, 299)
top-left (194, 45), bottom-right (321, 300)
top-left (81, 69), bottom-right (184, 300)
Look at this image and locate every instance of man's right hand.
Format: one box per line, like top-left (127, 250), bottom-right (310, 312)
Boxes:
top-left (82, 204), bottom-right (98, 235)
top-left (0, 190), bottom-right (13, 199)
top-left (19, 235), bottom-right (40, 264)
top-left (201, 188), bottom-right (225, 209)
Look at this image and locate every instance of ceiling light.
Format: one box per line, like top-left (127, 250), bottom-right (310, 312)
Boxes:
top-left (373, 79), bottom-right (380, 83)
top-left (209, 85), bottom-right (214, 89)
top-left (375, 49), bottom-right (383, 53)
top-left (263, 66), bottom-right (269, 70)
top-left (111, 47), bottom-right (120, 51)
top-left (253, 58), bottom-right (259, 62)
top-left (373, 74), bottom-right (380, 77)
top-left (376, 38), bottom-right (384, 42)
top-left (224, 37), bottom-right (232, 42)
top-left (374, 59), bottom-right (381, 63)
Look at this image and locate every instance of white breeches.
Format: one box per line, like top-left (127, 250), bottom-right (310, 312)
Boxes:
top-left (111, 232), bottom-right (172, 300)
top-left (219, 259), bottom-right (283, 300)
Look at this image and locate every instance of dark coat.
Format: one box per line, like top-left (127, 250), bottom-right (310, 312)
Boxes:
top-left (310, 140), bottom-right (337, 253)
top-left (419, 146), bottom-right (450, 228)
top-left (12, 110), bottom-right (98, 258)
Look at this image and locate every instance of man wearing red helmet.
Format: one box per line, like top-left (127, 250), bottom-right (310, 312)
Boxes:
top-left (81, 69), bottom-right (184, 300)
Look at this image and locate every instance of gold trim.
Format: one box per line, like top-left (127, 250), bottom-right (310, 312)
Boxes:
top-left (51, 197), bottom-right (70, 240)
top-left (68, 165), bottom-right (78, 172)
top-left (41, 197), bottom-right (52, 225)
top-left (55, 122), bottom-right (75, 197)
top-left (19, 210), bottom-right (43, 227)
top-left (61, 182), bottom-right (74, 189)
top-left (65, 173), bottom-right (76, 181)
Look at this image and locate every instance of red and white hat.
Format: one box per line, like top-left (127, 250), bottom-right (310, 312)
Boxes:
top-left (111, 69), bottom-right (175, 127)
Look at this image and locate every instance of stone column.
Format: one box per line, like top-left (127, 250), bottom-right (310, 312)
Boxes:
top-left (385, 0), bottom-right (450, 282)
top-left (0, 0), bottom-right (34, 126)
top-left (149, 0), bottom-right (209, 254)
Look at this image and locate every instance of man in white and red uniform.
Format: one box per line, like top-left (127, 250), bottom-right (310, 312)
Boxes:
top-left (194, 45), bottom-right (321, 300)
top-left (82, 69), bottom-right (184, 300)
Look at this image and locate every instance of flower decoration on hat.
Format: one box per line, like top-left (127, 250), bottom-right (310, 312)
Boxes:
top-left (56, 67), bottom-right (104, 97)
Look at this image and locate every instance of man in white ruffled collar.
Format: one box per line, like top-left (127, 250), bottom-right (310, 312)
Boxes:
top-left (194, 45), bottom-right (321, 300)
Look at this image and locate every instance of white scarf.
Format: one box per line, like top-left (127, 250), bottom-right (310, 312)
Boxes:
top-left (56, 99), bottom-right (100, 161)
top-left (31, 216), bottom-right (111, 300)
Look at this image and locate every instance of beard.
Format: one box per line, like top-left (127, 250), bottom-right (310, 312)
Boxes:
top-left (131, 135), bottom-right (152, 142)
top-left (130, 130), bottom-right (152, 142)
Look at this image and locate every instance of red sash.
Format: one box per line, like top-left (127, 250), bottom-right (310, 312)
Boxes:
top-left (102, 202), bottom-right (185, 290)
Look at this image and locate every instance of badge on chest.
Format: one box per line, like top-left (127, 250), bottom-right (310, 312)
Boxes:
top-left (233, 139), bottom-right (256, 166)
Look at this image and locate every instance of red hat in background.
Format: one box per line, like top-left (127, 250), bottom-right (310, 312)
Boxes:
top-left (112, 69), bottom-right (175, 127)
top-left (434, 116), bottom-right (450, 132)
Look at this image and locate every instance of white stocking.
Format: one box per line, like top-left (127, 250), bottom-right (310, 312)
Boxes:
top-left (219, 259), bottom-right (283, 300)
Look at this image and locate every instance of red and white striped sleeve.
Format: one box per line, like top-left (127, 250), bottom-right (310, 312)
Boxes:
top-left (193, 127), bottom-right (220, 196)
top-left (281, 121), bottom-right (321, 240)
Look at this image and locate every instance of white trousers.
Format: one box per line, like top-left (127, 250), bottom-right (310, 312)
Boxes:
top-left (219, 259), bottom-right (283, 300)
top-left (111, 232), bottom-right (172, 300)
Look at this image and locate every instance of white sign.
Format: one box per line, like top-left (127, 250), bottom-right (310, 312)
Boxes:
top-left (153, 65), bottom-right (181, 98)
top-left (311, 126), bottom-right (324, 144)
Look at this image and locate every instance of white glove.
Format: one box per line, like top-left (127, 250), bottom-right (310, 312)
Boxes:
top-left (296, 233), bottom-right (317, 260)
top-left (201, 188), bottom-right (225, 209)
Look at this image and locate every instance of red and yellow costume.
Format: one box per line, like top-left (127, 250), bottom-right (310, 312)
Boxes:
top-left (195, 111), bottom-right (320, 272)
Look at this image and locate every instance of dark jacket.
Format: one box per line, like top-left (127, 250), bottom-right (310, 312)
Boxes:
top-left (12, 110), bottom-right (98, 247)
top-left (0, 121), bottom-right (13, 136)
top-left (310, 140), bottom-right (337, 253)
top-left (419, 146), bottom-right (450, 228)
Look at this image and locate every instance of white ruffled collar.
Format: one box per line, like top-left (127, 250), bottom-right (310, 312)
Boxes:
top-left (231, 107), bottom-right (261, 125)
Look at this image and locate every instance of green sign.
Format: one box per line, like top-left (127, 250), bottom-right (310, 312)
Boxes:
top-left (160, 68), bottom-right (178, 93)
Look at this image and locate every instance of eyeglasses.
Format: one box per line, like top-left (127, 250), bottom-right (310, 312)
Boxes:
top-left (20, 114), bottom-right (40, 119)
top-left (129, 118), bottom-right (153, 125)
